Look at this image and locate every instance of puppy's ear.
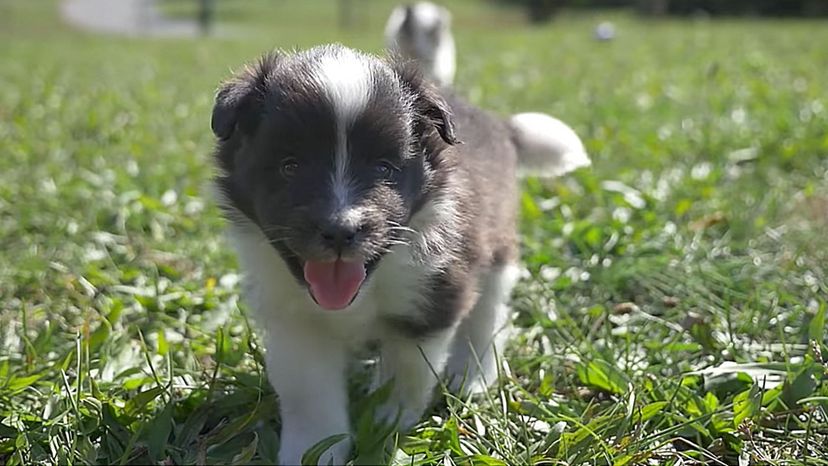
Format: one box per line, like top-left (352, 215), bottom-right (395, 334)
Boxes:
top-left (394, 60), bottom-right (458, 145)
top-left (211, 52), bottom-right (281, 140)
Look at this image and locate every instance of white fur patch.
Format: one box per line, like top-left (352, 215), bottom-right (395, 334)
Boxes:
top-left (375, 327), bottom-right (457, 428)
top-left (405, 2), bottom-right (444, 30)
top-left (315, 48), bottom-right (373, 126)
top-left (314, 48), bottom-right (374, 209)
top-left (446, 263), bottom-right (520, 395)
top-left (225, 210), bottom-right (369, 464)
top-left (509, 112), bottom-right (591, 178)
top-left (408, 195), bottom-right (460, 266)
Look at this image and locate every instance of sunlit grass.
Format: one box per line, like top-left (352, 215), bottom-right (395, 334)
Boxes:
top-left (1, 1), bottom-right (826, 464)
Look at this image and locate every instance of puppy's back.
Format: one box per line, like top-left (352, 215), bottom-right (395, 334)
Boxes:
top-left (445, 95), bottom-right (520, 268)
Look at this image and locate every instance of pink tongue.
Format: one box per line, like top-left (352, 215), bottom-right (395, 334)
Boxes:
top-left (303, 260), bottom-right (366, 310)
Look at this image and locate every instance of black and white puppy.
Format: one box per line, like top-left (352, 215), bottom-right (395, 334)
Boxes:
top-left (210, 44), bottom-right (589, 465)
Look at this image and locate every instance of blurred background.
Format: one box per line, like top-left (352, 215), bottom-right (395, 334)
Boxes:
top-left (39, 0), bottom-right (828, 39)
top-left (1, 0), bottom-right (826, 464)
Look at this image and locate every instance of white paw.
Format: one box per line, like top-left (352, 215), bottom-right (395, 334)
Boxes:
top-left (278, 431), bottom-right (352, 466)
top-left (457, 376), bottom-right (491, 398)
top-left (447, 368), bottom-right (496, 398)
top-left (374, 401), bottom-right (422, 432)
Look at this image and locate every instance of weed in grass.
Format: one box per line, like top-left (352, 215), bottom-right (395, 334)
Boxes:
top-left (1, 1), bottom-right (826, 464)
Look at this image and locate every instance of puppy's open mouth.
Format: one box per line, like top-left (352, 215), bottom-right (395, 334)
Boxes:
top-left (303, 259), bottom-right (366, 311)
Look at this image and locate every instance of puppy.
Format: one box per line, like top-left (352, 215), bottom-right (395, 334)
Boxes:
top-left (210, 44), bottom-right (589, 465)
top-left (385, 2), bottom-right (456, 87)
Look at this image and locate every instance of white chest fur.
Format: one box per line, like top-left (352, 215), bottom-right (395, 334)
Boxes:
top-left (226, 213), bottom-right (515, 465)
top-left (228, 220), bottom-right (433, 345)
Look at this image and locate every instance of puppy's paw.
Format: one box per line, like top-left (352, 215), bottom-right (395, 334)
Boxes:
top-left (446, 359), bottom-right (498, 398)
top-left (279, 431), bottom-right (352, 466)
top-left (455, 376), bottom-right (492, 398)
top-left (374, 401), bottom-right (422, 433)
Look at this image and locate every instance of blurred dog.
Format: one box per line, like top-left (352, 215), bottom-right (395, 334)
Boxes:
top-left (385, 2), bottom-right (456, 87)
top-left (210, 44), bottom-right (589, 465)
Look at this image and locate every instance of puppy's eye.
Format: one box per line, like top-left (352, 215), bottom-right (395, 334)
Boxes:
top-left (375, 160), bottom-right (398, 179)
top-left (280, 158), bottom-right (298, 178)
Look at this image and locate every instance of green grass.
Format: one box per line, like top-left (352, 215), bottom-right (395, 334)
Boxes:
top-left (2, 1), bottom-right (827, 464)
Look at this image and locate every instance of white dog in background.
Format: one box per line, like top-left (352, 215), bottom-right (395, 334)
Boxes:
top-left (385, 2), bottom-right (456, 87)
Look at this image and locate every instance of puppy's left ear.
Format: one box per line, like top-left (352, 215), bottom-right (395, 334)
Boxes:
top-left (211, 78), bottom-right (253, 140)
top-left (211, 52), bottom-right (281, 140)
top-left (394, 60), bottom-right (458, 145)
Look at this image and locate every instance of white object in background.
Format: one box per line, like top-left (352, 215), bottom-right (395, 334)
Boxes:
top-left (594, 21), bottom-right (616, 41)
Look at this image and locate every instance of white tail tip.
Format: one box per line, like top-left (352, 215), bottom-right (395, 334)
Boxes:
top-left (509, 112), bottom-right (591, 178)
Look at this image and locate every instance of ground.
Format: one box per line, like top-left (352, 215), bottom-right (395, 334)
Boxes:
top-left (1, 0), bottom-right (827, 464)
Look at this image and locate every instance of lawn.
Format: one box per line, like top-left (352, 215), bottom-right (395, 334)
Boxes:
top-left (1, 0), bottom-right (827, 464)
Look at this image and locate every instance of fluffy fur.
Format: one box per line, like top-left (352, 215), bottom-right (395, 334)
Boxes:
top-left (510, 112), bottom-right (591, 178)
top-left (210, 44), bottom-right (588, 465)
top-left (385, 2), bottom-right (456, 87)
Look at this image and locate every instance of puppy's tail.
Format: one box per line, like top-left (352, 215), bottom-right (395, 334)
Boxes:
top-left (508, 112), bottom-right (591, 178)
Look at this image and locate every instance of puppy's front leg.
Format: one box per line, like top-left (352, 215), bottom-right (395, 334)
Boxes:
top-left (265, 321), bottom-right (351, 465)
top-left (375, 329), bottom-right (455, 429)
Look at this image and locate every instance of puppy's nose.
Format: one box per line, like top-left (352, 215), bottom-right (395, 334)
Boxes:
top-left (320, 222), bottom-right (360, 251)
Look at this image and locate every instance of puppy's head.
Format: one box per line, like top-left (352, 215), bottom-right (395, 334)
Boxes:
top-left (212, 45), bottom-right (456, 311)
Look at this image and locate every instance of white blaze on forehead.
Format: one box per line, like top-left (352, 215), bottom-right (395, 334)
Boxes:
top-left (314, 48), bottom-right (374, 209)
top-left (411, 2), bottom-right (444, 28)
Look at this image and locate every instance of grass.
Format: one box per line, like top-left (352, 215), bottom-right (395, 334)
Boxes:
top-left (1, 0), bottom-right (827, 464)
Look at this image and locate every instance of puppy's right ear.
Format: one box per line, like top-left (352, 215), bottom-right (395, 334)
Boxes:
top-left (211, 52), bottom-right (280, 140)
top-left (392, 58), bottom-right (458, 146)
